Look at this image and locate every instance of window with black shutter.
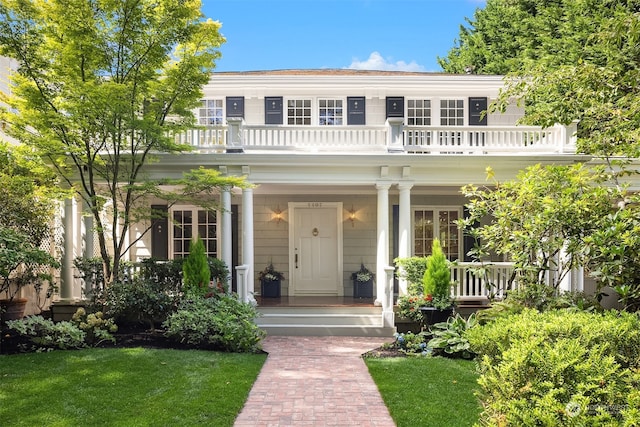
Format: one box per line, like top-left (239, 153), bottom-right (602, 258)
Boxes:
top-left (469, 97), bottom-right (488, 126)
top-left (265, 96), bottom-right (283, 125)
top-left (226, 96), bottom-right (244, 118)
top-left (347, 96), bottom-right (366, 125)
top-left (386, 97), bottom-right (404, 118)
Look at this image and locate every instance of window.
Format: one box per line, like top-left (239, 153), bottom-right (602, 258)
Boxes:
top-left (440, 99), bottom-right (464, 126)
top-left (319, 99), bottom-right (343, 125)
top-left (198, 99), bottom-right (224, 126)
top-left (408, 99), bottom-right (431, 126)
top-left (171, 207), bottom-right (218, 259)
top-left (413, 207), bottom-right (461, 261)
top-left (287, 99), bottom-right (311, 125)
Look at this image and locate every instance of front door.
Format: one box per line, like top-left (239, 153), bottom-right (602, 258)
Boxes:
top-left (289, 202), bottom-right (343, 296)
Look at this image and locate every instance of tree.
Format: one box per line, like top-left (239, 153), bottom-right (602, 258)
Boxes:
top-left (439, 0), bottom-right (640, 158)
top-left (182, 237), bottom-right (210, 297)
top-left (0, 0), bottom-right (247, 285)
top-left (460, 164), bottom-right (614, 290)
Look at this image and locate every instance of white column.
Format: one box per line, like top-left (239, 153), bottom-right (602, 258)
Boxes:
top-left (220, 187), bottom-right (232, 292)
top-left (60, 198), bottom-right (75, 300)
top-left (375, 182), bottom-right (391, 306)
top-left (397, 182), bottom-right (413, 296)
top-left (242, 187), bottom-right (256, 304)
top-left (82, 200), bottom-right (94, 297)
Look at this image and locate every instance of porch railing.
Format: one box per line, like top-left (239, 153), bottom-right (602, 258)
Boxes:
top-left (173, 122), bottom-right (577, 155)
top-left (450, 262), bottom-right (516, 302)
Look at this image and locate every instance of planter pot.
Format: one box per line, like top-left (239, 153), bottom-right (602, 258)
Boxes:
top-left (261, 279), bottom-right (281, 298)
top-left (420, 306), bottom-right (454, 326)
top-left (353, 279), bottom-right (373, 298)
top-left (1, 298), bottom-right (28, 322)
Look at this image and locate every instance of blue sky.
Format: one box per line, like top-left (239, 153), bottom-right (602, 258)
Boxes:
top-left (201, 0), bottom-right (486, 72)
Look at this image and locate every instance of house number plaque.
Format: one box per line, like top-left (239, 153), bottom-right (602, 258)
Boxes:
top-left (307, 202), bottom-right (323, 208)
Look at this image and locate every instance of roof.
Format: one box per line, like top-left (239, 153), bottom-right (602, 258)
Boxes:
top-left (212, 69), bottom-right (493, 77)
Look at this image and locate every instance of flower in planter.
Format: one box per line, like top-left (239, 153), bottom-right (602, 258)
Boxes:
top-left (258, 263), bottom-right (284, 282)
top-left (351, 263), bottom-right (374, 283)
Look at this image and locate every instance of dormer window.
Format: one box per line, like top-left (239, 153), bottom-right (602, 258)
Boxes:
top-left (199, 99), bottom-right (224, 126)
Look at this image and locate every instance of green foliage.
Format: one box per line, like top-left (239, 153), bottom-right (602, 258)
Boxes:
top-left (6, 316), bottom-right (86, 351)
top-left (460, 164), bottom-right (614, 290)
top-left (164, 295), bottom-right (265, 353)
top-left (394, 256), bottom-right (428, 295)
top-left (0, 226), bottom-right (59, 303)
top-left (182, 237), bottom-right (211, 297)
top-left (0, 0), bottom-right (246, 285)
top-left (422, 239), bottom-right (452, 307)
top-left (258, 263), bottom-right (285, 282)
top-left (98, 278), bottom-right (178, 330)
top-left (467, 309), bottom-right (640, 426)
top-left (391, 331), bottom-right (431, 356)
top-left (396, 294), bottom-right (433, 322)
top-left (427, 313), bottom-right (477, 359)
top-left (71, 308), bottom-right (117, 346)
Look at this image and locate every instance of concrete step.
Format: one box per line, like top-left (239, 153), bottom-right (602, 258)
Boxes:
top-left (255, 306), bottom-right (395, 337)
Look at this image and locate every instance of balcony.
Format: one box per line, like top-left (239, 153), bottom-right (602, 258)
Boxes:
top-left (173, 120), bottom-right (577, 155)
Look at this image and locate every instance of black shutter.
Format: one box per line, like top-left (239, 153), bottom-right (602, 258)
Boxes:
top-left (347, 96), bottom-right (366, 125)
top-left (226, 96), bottom-right (244, 118)
top-left (151, 205), bottom-right (168, 260)
top-left (469, 97), bottom-right (488, 126)
top-left (462, 206), bottom-right (477, 262)
top-left (386, 97), bottom-right (404, 118)
top-left (265, 96), bottom-right (283, 125)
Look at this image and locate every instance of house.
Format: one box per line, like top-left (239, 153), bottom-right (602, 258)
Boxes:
top-left (5, 69), bottom-right (586, 335)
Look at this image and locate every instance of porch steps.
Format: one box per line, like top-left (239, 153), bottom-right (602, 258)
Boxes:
top-left (256, 306), bottom-right (396, 337)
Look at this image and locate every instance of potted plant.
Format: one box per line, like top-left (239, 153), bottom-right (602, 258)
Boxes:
top-left (0, 227), bottom-right (59, 322)
top-left (351, 263), bottom-right (374, 298)
top-left (258, 263), bottom-right (284, 298)
top-left (419, 238), bottom-right (455, 326)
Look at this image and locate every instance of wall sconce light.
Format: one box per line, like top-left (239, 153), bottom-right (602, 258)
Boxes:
top-left (273, 206), bottom-right (283, 224)
top-left (348, 206), bottom-right (356, 227)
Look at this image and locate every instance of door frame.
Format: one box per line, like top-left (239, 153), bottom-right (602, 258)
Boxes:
top-left (287, 201), bottom-right (344, 296)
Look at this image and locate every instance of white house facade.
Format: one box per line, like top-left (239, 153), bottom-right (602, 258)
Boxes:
top-left (22, 69), bottom-right (591, 334)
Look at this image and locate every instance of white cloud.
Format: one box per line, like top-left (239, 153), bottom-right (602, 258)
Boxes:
top-left (347, 52), bottom-right (426, 72)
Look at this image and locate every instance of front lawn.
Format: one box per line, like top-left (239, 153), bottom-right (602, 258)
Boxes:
top-left (0, 348), bottom-right (266, 426)
top-left (366, 356), bottom-right (481, 427)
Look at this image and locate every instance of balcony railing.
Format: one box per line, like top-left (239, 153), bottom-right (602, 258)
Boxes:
top-left (451, 262), bottom-right (517, 301)
top-left (174, 120), bottom-right (577, 155)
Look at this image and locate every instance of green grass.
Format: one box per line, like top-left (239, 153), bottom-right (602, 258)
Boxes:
top-left (0, 348), bottom-right (266, 427)
top-left (366, 356), bottom-right (481, 427)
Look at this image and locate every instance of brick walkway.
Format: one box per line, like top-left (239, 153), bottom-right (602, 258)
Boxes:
top-left (234, 336), bottom-right (396, 426)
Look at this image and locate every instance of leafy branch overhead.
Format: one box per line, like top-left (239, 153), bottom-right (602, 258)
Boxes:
top-left (0, 0), bottom-right (244, 285)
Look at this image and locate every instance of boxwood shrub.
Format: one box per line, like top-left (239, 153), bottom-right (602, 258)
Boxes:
top-left (466, 309), bottom-right (640, 426)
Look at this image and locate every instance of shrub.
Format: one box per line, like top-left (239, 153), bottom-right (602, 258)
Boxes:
top-left (182, 237), bottom-right (210, 297)
top-left (394, 256), bottom-right (427, 295)
top-left (467, 309), bottom-right (640, 425)
top-left (6, 316), bottom-right (86, 351)
top-left (71, 308), bottom-right (117, 345)
top-left (99, 278), bottom-right (178, 329)
top-left (422, 239), bottom-right (453, 309)
top-left (390, 331), bottom-right (431, 356)
top-left (164, 295), bottom-right (265, 353)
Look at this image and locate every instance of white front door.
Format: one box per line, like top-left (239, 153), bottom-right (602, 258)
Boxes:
top-left (289, 202), bottom-right (343, 296)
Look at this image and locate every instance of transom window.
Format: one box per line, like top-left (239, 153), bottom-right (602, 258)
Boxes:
top-left (287, 99), bottom-right (311, 125)
top-left (413, 207), bottom-right (461, 261)
top-left (170, 207), bottom-right (218, 259)
top-left (319, 99), bottom-right (343, 125)
top-left (198, 99), bottom-right (224, 126)
top-left (440, 99), bottom-right (464, 126)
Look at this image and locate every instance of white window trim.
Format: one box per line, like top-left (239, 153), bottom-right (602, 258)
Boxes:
top-left (168, 205), bottom-right (220, 259)
top-left (411, 205), bottom-right (463, 260)
top-left (284, 97), bottom-right (347, 126)
top-left (197, 98), bottom-right (225, 126)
